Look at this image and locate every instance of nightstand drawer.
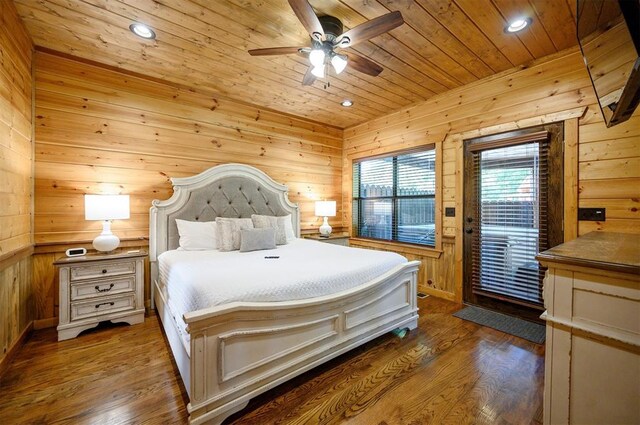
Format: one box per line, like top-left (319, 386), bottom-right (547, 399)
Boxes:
top-left (70, 260), bottom-right (136, 281)
top-left (70, 294), bottom-right (136, 321)
top-left (70, 276), bottom-right (136, 301)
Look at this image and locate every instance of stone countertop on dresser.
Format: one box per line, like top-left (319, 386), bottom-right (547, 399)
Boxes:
top-left (536, 232), bottom-right (640, 276)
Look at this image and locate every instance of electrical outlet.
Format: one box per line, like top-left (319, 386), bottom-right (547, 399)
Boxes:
top-left (445, 207), bottom-right (455, 217)
top-left (578, 207), bottom-right (606, 221)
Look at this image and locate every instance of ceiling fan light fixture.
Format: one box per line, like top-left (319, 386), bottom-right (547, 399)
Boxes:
top-left (505, 17), bottom-right (531, 33)
top-left (331, 54), bottom-right (348, 74)
top-left (247, 3), bottom-right (405, 86)
top-left (311, 65), bottom-right (325, 78)
top-left (309, 49), bottom-right (325, 67)
top-left (129, 23), bottom-right (156, 39)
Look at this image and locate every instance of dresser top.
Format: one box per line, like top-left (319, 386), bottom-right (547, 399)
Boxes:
top-left (54, 249), bottom-right (147, 265)
top-left (537, 232), bottom-right (640, 275)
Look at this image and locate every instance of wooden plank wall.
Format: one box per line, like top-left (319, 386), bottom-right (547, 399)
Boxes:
top-left (344, 47), bottom-right (640, 301)
top-left (577, 107), bottom-right (640, 235)
top-left (25, 46), bottom-right (640, 324)
top-left (32, 51), bottom-right (344, 324)
top-left (0, 0), bottom-right (34, 371)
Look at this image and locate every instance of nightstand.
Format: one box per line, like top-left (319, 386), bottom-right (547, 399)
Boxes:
top-left (55, 250), bottom-right (146, 341)
top-left (304, 234), bottom-right (350, 246)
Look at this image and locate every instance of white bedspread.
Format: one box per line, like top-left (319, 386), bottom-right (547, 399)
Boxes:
top-left (158, 238), bottom-right (406, 348)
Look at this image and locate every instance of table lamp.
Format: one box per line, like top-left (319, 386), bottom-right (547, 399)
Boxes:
top-left (315, 200), bottom-right (336, 237)
top-left (85, 194), bottom-right (130, 252)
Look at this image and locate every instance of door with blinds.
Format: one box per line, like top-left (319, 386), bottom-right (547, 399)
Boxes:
top-left (463, 124), bottom-right (563, 320)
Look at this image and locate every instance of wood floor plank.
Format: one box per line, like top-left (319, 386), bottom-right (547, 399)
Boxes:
top-left (0, 297), bottom-right (544, 424)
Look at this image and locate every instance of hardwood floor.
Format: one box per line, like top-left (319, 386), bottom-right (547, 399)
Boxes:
top-left (0, 297), bottom-right (544, 424)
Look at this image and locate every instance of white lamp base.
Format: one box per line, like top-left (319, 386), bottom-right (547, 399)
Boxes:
top-left (93, 220), bottom-right (121, 253)
top-left (319, 216), bottom-right (332, 237)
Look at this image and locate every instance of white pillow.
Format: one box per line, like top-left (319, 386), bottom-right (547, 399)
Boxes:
top-left (251, 215), bottom-right (286, 245)
top-left (175, 219), bottom-right (217, 250)
top-left (216, 217), bottom-right (254, 251)
top-left (252, 214), bottom-right (296, 243)
top-left (282, 214), bottom-right (296, 241)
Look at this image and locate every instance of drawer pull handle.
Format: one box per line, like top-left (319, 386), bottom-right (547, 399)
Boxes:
top-left (102, 269), bottom-right (108, 274)
top-left (95, 283), bottom-right (115, 293)
top-left (95, 302), bottom-right (115, 309)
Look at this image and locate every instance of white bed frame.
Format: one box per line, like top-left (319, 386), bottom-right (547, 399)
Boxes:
top-left (149, 164), bottom-right (420, 424)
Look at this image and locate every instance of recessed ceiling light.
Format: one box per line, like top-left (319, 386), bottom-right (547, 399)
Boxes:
top-left (505, 17), bottom-right (532, 33)
top-left (341, 99), bottom-right (353, 107)
top-left (129, 23), bottom-right (156, 39)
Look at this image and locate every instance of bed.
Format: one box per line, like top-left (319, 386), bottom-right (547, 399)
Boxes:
top-left (149, 164), bottom-right (420, 425)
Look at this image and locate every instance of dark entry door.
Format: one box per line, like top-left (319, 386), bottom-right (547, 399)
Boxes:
top-left (463, 124), bottom-right (563, 320)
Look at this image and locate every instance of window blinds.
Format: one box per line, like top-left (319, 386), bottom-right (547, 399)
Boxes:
top-left (353, 149), bottom-right (435, 247)
top-left (470, 140), bottom-right (549, 306)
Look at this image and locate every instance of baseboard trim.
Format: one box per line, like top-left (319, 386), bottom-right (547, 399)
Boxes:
top-left (418, 286), bottom-right (456, 301)
top-left (33, 317), bottom-right (58, 330)
top-left (0, 321), bottom-right (33, 379)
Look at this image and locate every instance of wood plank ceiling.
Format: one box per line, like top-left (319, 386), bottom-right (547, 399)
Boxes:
top-left (14, 0), bottom-right (578, 128)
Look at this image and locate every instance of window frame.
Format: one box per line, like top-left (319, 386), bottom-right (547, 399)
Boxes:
top-left (351, 143), bottom-right (442, 252)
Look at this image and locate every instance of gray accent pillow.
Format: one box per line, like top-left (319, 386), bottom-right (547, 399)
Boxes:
top-left (216, 217), bottom-right (254, 251)
top-left (251, 214), bottom-right (288, 245)
top-left (240, 228), bottom-right (277, 252)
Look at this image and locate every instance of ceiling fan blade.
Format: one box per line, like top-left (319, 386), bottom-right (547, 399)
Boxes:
top-left (336, 11), bottom-right (403, 48)
top-left (347, 53), bottom-right (384, 76)
top-left (248, 47), bottom-right (304, 56)
top-left (302, 66), bottom-right (317, 86)
top-left (288, 0), bottom-right (325, 41)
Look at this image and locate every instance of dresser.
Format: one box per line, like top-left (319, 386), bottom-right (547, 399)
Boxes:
top-left (55, 250), bottom-right (146, 341)
top-left (537, 232), bottom-right (640, 425)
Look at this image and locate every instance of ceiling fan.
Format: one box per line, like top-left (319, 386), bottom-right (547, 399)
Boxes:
top-left (248, 0), bottom-right (404, 86)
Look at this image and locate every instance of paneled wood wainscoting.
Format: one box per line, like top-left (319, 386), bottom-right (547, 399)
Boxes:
top-left (0, 252), bottom-right (33, 376)
top-left (0, 297), bottom-right (544, 424)
top-left (350, 237), bottom-right (456, 300)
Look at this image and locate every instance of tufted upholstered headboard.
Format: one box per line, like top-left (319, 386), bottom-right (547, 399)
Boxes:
top-left (149, 164), bottom-right (299, 307)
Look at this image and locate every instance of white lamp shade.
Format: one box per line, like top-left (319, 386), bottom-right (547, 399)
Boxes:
top-left (309, 49), bottom-right (325, 67)
top-left (311, 65), bottom-right (325, 78)
top-left (315, 201), bottom-right (336, 217)
top-left (331, 54), bottom-right (348, 74)
top-left (85, 195), bottom-right (130, 221)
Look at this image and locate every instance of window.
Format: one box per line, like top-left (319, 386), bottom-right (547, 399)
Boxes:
top-left (352, 147), bottom-right (436, 247)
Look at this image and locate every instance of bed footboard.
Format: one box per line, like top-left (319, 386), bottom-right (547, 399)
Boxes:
top-left (184, 260), bottom-right (420, 425)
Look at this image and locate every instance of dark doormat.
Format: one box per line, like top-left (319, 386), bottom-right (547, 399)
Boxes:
top-left (453, 305), bottom-right (546, 344)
